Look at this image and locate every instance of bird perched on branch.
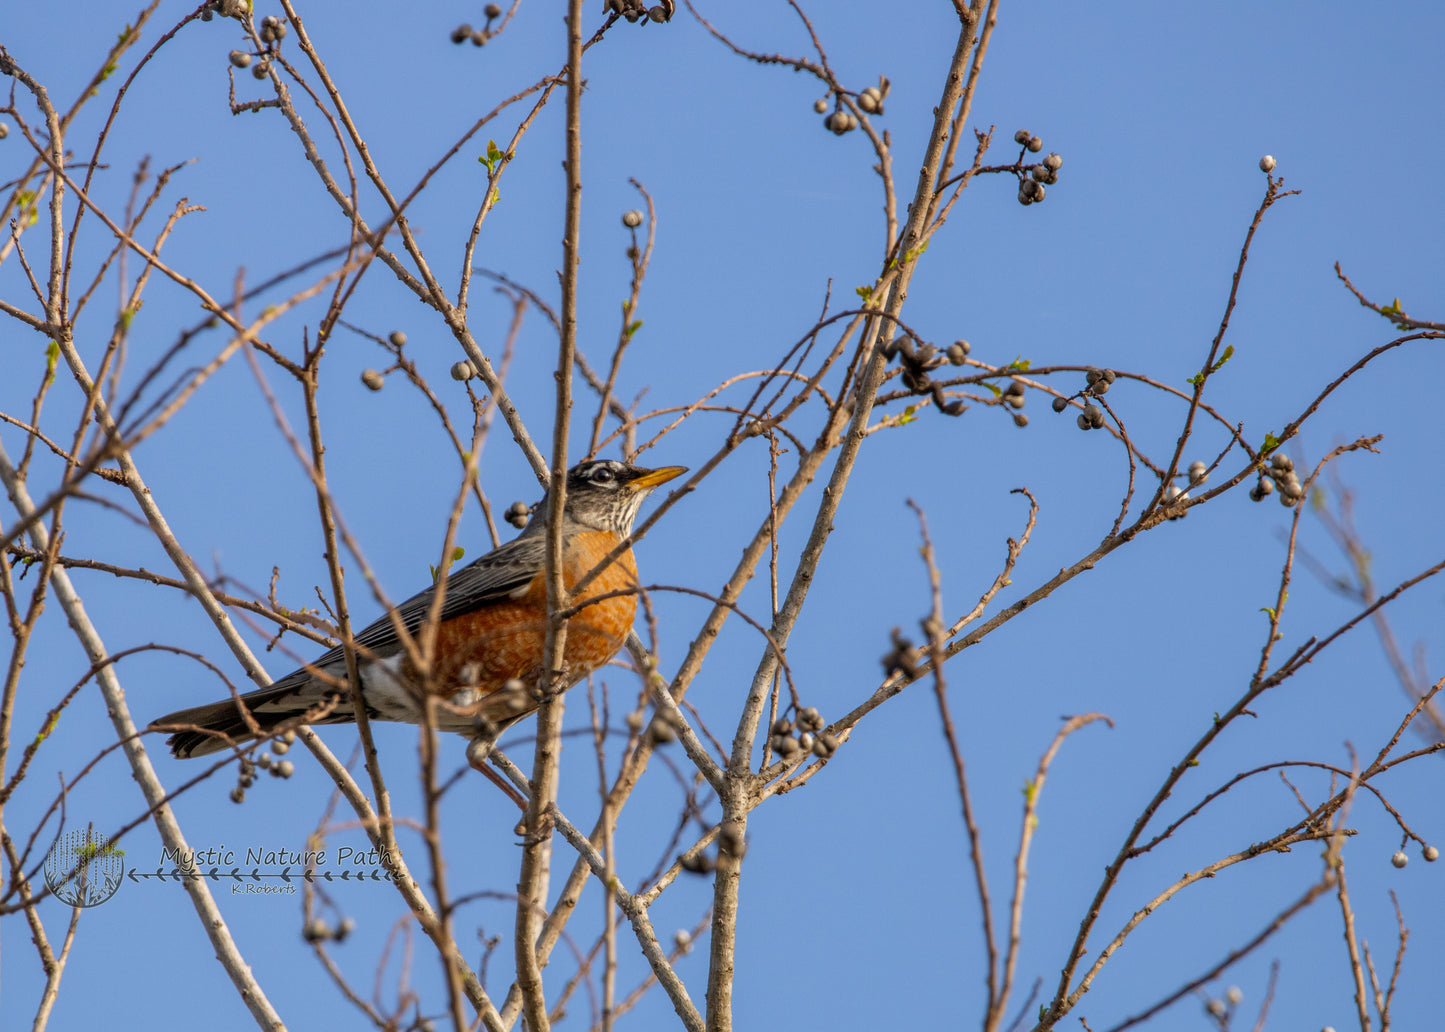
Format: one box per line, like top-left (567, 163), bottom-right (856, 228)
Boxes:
top-left (151, 460), bottom-right (686, 766)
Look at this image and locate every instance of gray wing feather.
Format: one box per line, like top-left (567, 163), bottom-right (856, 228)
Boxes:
top-left (155, 531), bottom-right (547, 756)
top-left (317, 531), bottom-right (546, 665)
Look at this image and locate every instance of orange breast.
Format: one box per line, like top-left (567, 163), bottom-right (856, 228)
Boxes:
top-left (419, 531), bottom-right (639, 702)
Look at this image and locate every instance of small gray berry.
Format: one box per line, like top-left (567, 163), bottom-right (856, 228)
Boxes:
top-left (274, 760), bottom-right (295, 778)
top-left (388, 330), bottom-right (406, 347)
top-left (1391, 850), bottom-right (1408, 869)
top-left (1027, 136), bottom-right (1042, 153)
top-left (1259, 154), bottom-right (1276, 173)
top-left (229, 50), bottom-right (252, 68)
top-left (1051, 396), bottom-right (1068, 413)
top-left (1013, 129), bottom-right (1031, 145)
top-left (622, 209), bottom-right (643, 228)
top-left (1424, 845), bottom-right (1439, 862)
top-left (813, 98), bottom-right (827, 114)
top-left (484, 2), bottom-right (502, 16)
top-left (451, 24), bottom-right (472, 43)
top-left (1043, 152), bottom-right (1063, 171)
top-left (361, 369), bottom-right (385, 391)
top-left (451, 360), bottom-right (476, 381)
top-left (1188, 461), bottom-right (1208, 485)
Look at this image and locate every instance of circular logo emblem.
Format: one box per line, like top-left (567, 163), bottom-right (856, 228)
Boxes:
top-left (44, 826), bottom-right (124, 908)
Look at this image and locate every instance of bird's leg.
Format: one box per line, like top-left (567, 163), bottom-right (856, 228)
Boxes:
top-left (466, 724), bottom-right (528, 810)
top-left (465, 734), bottom-right (528, 809)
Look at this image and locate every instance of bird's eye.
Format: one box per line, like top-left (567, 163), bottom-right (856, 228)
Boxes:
top-left (591, 465), bottom-right (616, 483)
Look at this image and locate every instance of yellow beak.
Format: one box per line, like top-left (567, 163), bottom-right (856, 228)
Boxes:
top-left (627, 465), bottom-right (688, 490)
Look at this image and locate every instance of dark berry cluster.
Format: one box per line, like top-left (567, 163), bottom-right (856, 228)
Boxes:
top-left (1250, 452), bottom-right (1303, 505)
top-left (767, 707), bottom-right (837, 762)
top-left (1051, 367), bottom-right (1114, 430)
top-left (881, 627), bottom-right (922, 680)
top-left (604, 0), bottom-right (674, 24)
top-left (258, 14), bottom-right (287, 43)
top-left (1012, 129), bottom-right (1063, 207)
top-left (881, 338), bottom-right (966, 416)
top-left (223, 12), bottom-right (288, 78)
top-left (504, 500), bottom-right (531, 529)
top-left (1002, 379), bottom-right (1029, 428)
top-left (303, 916), bottom-right (356, 944)
top-left (681, 823), bottom-right (748, 876)
top-left (204, 0), bottom-right (251, 21)
top-left (819, 78), bottom-right (889, 135)
top-left (825, 109), bottom-right (859, 135)
top-left (229, 730), bottom-right (297, 803)
top-left (451, 4), bottom-right (506, 46)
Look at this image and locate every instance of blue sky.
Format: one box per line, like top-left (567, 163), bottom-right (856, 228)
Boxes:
top-left (2, 2), bottom-right (1442, 1030)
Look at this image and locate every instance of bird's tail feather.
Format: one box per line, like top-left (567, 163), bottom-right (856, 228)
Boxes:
top-left (150, 677), bottom-right (350, 759)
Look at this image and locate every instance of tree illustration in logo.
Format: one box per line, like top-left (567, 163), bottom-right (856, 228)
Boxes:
top-left (44, 825), bottom-right (124, 908)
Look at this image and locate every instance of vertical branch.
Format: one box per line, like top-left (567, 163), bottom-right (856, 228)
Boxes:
top-left (588, 680), bottom-right (619, 1032)
top-left (297, 351), bottom-right (399, 862)
top-left (708, 17), bottom-right (992, 1029)
top-left (2, 831), bottom-right (77, 1032)
top-left (1335, 858), bottom-right (1372, 1032)
top-left (909, 500), bottom-right (999, 1026)
top-left (30, 901), bottom-right (80, 1032)
top-left (588, 180), bottom-right (654, 456)
top-left (517, 2), bottom-right (584, 1028)
top-left (0, 439), bottom-right (286, 1030)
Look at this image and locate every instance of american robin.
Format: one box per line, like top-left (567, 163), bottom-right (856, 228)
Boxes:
top-left (152, 460), bottom-right (685, 760)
